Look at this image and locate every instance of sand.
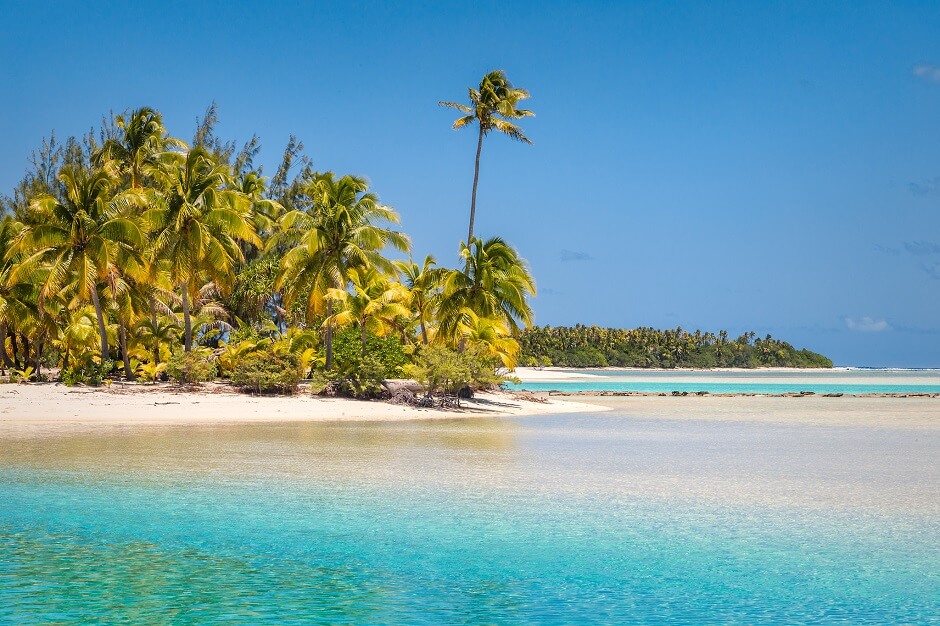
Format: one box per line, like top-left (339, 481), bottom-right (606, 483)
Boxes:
top-left (0, 381), bottom-right (600, 436)
top-left (572, 394), bottom-right (938, 430)
top-left (1, 377), bottom-right (935, 437)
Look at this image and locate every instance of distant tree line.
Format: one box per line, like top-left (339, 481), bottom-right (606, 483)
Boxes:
top-left (519, 325), bottom-right (833, 369)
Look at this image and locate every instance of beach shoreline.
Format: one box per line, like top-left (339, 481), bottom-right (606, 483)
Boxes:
top-left (0, 381), bottom-right (602, 435)
top-left (1, 378), bottom-right (936, 436)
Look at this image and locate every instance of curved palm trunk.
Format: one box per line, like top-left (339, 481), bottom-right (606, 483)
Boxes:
top-left (89, 286), bottom-right (110, 358)
top-left (119, 317), bottom-right (135, 381)
top-left (467, 125), bottom-right (484, 244)
top-left (181, 282), bottom-right (193, 352)
top-left (324, 300), bottom-right (334, 370)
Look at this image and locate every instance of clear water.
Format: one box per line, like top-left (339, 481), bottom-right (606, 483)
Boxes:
top-left (1, 411), bottom-right (938, 623)
top-left (508, 368), bottom-right (940, 395)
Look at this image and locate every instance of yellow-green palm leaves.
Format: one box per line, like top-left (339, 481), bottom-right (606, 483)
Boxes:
top-left (14, 165), bottom-right (145, 357)
top-left (440, 70), bottom-right (534, 242)
top-left (395, 255), bottom-right (445, 346)
top-left (439, 237), bottom-right (536, 343)
top-left (95, 107), bottom-right (186, 190)
top-left (145, 147), bottom-right (259, 350)
top-left (275, 172), bottom-right (410, 367)
top-left (324, 267), bottom-right (411, 355)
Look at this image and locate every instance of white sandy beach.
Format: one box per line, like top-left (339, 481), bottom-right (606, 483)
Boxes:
top-left (0, 382), bottom-right (599, 435)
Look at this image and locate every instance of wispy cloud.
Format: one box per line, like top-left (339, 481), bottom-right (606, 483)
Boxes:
top-left (923, 263), bottom-right (940, 280)
top-left (904, 241), bottom-right (940, 256)
top-left (907, 176), bottom-right (940, 195)
top-left (560, 249), bottom-right (593, 262)
top-left (873, 243), bottom-right (900, 256)
top-left (913, 64), bottom-right (940, 83)
top-left (845, 316), bottom-right (891, 332)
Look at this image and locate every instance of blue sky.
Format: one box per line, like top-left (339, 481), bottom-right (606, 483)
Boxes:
top-left (2, 0), bottom-right (939, 366)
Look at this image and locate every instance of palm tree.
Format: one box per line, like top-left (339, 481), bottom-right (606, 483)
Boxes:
top-left (323, 267), bottom-right (410, 355)
top-left (452, 309), bottom-right (520, 369)
top-left (275, 172), bottom-right (410, 368)
top-left (95, 107), bottom-right (185, 190)
top-left (395, 255), bottom-right (445, 345)
top-left (0, 216), bottom-right (29, 370)
top-left (145, 147), bottom-right (259, 351)
top-left (440, 70), bottom-right (534, 242)
top-left (438, 237), bottom-right (536, 344)
top-left (14, 165), bottom-right (145, 358)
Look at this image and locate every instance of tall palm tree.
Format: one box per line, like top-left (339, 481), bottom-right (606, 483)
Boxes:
top-left (145, 147), bottom-right (259, 351)
top-left (13, 165), bottom-right (145, 358)
top-left (438, 236), bottom-right (536, 344)
top-left (440, 70), bottom-right (534, 242)
top-left (275, 172), bottom-right (410, 368)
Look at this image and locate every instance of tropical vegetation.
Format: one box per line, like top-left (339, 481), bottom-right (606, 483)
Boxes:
top-left (0, 97), bottom-right (537, 400)
top-left (519, 325), bottom-right (833, 369)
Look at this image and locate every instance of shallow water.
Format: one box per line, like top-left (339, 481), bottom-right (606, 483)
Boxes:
top-left (509, 368), bottom-right (940, 395)
top-left (1, 409), bottom-right (938, 623)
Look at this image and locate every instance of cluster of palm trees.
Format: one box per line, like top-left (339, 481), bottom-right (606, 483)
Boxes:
top-left (0, 81), bottom-right (537, 382)
top-left (519, 325), bottom-right (833, 369)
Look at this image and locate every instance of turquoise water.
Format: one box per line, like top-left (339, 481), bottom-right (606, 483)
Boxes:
top-left (1, 414), bottom-right (938, 623)
top-left (508, 381), bottom-right (940, 394)
top-left (508, 369), bottom-right (940, 395)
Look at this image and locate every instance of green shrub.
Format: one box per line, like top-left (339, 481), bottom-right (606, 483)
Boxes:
top-left (231, 350), bottom-right (303, 394)
top-left (326, 353), bottom-right (387, 399)
top-left (60, 358), bottom-right (114, 387)
top-left (307, 370), bottom-right (330, 395)
top-left (331, 327), bottom-right (409, 378)
top-left (166, 349), bottom-right (217, 384)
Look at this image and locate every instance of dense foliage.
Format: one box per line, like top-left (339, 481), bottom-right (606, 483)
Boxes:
top-left (519, 325), bottom-right (833, 369)
top-left (0, 90), bottom-right (537, 395)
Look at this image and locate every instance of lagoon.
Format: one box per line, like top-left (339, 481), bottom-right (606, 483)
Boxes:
top-left (509, 368), bottom-right (940, 395)
top-left (1, 400), bottom-right (937, 623)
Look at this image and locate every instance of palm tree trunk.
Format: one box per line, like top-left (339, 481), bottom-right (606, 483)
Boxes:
top-left (361, 322), bottom-right (368, 357)
top-left (119, 317), bottom-right (135, 381)
top-left (0, 323), bottom-right (13, 370)
top-left (420, 320), bottom-right (429, 346)
top-left (182, 282), bottom-right (192, 352)
top-left (90, 286), bottom-right (110, 358)
top-left (467, 124), bottom-right (484, 244)
top-left (149, 293), bottom-right (161, 364)
top-left (324, 300), bottom-right (334, 370)
top-left (10, 332), bottom-right (19, 370)
top-left (34, 335), bottom-right (43, 379)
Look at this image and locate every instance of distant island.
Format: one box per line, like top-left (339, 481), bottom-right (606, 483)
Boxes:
top-left (519, 325), bottom-right (833, 369)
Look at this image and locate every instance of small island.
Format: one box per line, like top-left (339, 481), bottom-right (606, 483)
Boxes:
top-left (519, 325), bottom-right (832, 369)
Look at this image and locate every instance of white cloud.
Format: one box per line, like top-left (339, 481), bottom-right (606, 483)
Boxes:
top-left (913, 64), bottom-right (940, 82)
top-left (845, 317), bottom-right (891, 332)
top-left (560, 249), bottom-right (593, 262)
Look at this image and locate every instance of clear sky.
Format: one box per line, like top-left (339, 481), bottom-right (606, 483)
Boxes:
top-left (2, 1), bottom-right (939, 366)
